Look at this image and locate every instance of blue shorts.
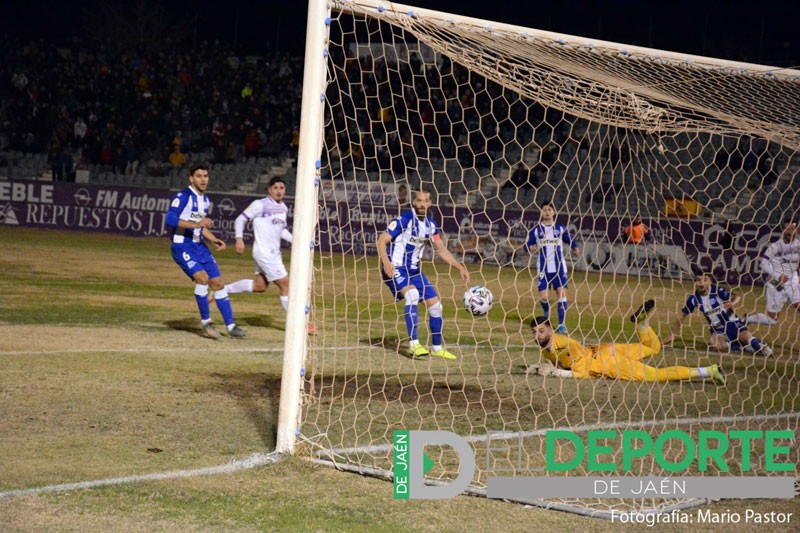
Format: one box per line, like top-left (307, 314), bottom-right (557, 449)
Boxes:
top-left (710, 319), bottom-right (747, 342)
top-left (382, 267), bottom-right (438, 302)
top-left (537, 270), bottom-right (569, 292)
top-left (171, 242), bottom-right (221, 280)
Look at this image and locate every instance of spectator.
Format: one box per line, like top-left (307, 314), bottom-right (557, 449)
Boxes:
top-left (623, 215), bottom-right (648, 244)
top-left (73, 117), bottom-right (87, 144)
top-left (59, 148), bottom-right (75, 182)
top-left (244, 128), bottom-right (261, 157)
top-left (0, 37), bottom-right (304, 170)
top-left (48, 140), bottom-right (62, 181)
top-left (503, 163), bottom-right (538, 192)
top-left (169, 145), bottom-right (187, 168)
top-left (397, 183), bottom-right (408, 206)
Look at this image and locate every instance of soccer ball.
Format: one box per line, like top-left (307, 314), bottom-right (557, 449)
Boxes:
top-left (463, 285), bottom-right (493, 317)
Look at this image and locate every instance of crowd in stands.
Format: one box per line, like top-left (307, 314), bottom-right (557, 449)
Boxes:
top-left (0, 31), bottom-right (791, 224)
top-left (0, 35), bottom-right (303, 180)
top-left (323, 46), bottom-right (788, 220)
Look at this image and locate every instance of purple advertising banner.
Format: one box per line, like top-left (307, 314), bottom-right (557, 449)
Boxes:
top-left (0, 180), bottom-right (263, 244)
top-left (1, 180), bottom-right (778, 286)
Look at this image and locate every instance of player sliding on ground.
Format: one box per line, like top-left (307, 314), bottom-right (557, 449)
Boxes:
top-left (527, 300), bottom-right (726, 385)
top-left (663, 272), bottom-right (772, 356)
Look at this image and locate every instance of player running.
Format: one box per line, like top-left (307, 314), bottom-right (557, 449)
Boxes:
top-left (219, 177), bottom-right (314, 334)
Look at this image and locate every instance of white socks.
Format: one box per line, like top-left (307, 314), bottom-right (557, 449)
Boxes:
top-left (745, 313), bottom-right (777, 326)
top-left (226, 279), bottom-right (254, 294)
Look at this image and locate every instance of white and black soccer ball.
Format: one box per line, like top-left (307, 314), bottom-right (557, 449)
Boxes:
top-left (463, 285), bottom-right (493, 317)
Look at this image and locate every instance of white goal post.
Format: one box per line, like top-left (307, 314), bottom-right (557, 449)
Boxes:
top-left (278, 0), bottom-right (800, 517)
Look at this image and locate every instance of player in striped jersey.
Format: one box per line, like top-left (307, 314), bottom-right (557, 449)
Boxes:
top-left (663, 273), bottom-right (772, 356)
top-left (377, 189), bottom-right (471, 360)
top-left (746, 220), bottom-right (800, 326)
top-left (166, 163), bottom-right (246, 339)
top-left (219, 177), bottom-right (315, 334)
top-left (524, 203), bottom-right (580, 333)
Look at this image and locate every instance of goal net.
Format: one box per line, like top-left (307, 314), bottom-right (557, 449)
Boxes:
top-left (291, 0), bottom-right (800, 516)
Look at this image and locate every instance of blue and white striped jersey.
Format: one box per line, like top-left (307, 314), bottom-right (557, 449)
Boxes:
top-left (384, 209), bottom-right (440, 272)
top-left (166, 186), bottom-right (211, 244)
top-left (681, 285), bottom-right (742, 332)
top-left (525, 223), bottom-right (578, 276)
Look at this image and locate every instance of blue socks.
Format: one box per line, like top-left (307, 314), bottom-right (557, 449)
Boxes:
top-left (557, 298), bottom-right (568, 327)
top-left (405, 304), bottom-right (419, 342)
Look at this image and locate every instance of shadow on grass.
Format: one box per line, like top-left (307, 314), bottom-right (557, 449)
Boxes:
top-left (164, 315), bottom-right (285, 337)
top-left (237, 314), bottom-right (285, 331)
top-left (363, 335), bottom-right (413, 358)
top-left (164, 318), bottom-right (209, 338)
top-left (504, 311), bottom-right (531, 324)
top-left (203, 372), bottom-right (282, 449)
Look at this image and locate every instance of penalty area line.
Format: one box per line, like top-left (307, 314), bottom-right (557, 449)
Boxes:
top-left (0, 452), bottom-right (284, 500)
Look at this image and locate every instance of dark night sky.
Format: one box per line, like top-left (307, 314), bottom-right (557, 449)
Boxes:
top-left (1, 1), bottom-right (798, 66)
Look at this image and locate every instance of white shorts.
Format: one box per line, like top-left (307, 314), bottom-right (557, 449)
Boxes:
top-left (766, 276), bottom-right (800, 314)
top-left (254, 253), bottom-right (288, 282)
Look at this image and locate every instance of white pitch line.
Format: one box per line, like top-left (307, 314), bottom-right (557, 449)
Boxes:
top-left (0, 452), bottom-right (284, 500)
top-left (0, 344), bottom-right (531, 357)
top-left (320, 412), bottom-right (800, 457)
top-left (0, 347), bottom-right (287, 356)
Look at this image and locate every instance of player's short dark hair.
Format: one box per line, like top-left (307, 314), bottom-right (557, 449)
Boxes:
top-left (530, 316), bottom-right (551, 329)
top-left (188, 162), bottom-right (209, 176)
top-left (268, 176), bottom-right (286, 187)
top-left (693, 269), bottom-right (713, 280)
top-left (689, 263), bottom-right (706, 278)
top-left (414, 187), bottom-right (434, 201)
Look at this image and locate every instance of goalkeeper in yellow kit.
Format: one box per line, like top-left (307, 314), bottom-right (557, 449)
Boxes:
top-left (528, 300), bottom-right (726, 384)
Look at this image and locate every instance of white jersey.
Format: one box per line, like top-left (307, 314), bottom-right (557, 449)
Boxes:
top-left (761, 238), bottom-right (800, 282)
top-left (235, 196), bottom-right (292, 257)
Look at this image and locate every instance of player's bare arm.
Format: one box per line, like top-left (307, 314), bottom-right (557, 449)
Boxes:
top-left (432, 236), bottom-right (470, 284)
top-left (662, 314), bottom-right (687, 346)
top-left (203, 228), bottom-right (226, 251)
top-left (376, 231), bottom-right (395, 278)
top-left (724, 292), bottom-right (742, 310)
top-left (234, 237), bottom-right (246, 255)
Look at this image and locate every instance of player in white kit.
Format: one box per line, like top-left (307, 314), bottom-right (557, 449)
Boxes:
top-left (746, 221), bottom-right (800, 326)
top-left (222, 177), bottom-right (313, 333)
